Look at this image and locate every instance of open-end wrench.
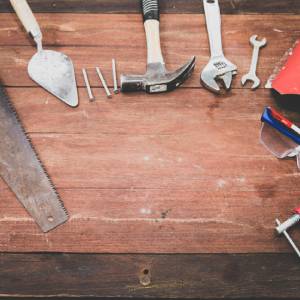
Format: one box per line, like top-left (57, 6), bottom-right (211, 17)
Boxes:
top-left (241, 35), bottom-right (267, 90)
top-left (201, 0), bottom-right (237, 94)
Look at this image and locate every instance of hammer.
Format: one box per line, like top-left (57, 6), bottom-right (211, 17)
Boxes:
top-left (121, 0), bottom-right (196, 94)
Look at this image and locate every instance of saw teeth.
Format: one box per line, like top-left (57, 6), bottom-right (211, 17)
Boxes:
top-left (0, 84), bottom-right (68, 221)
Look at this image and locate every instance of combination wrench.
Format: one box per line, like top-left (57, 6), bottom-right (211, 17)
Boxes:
top-left (241, 35), bottom-right (267, 90)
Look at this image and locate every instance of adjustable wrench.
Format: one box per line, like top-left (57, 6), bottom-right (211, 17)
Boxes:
top-left (241, 35), bottom-right (267, 90)
top-left (201, 0), bottom-right (237, 93)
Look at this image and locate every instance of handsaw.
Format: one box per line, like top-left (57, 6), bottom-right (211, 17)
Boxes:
top-left (0, 84), bottom-right (68, 232)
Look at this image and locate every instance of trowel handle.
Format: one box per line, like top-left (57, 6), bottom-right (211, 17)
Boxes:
top-left (141, 0), bottom-right (160, 22)
top-left (10, 0), bottom-right (41, 38)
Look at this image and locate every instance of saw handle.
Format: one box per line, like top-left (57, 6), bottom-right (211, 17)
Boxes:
top-left (10, 0), bottom-right (42, 39)
top-left (141, 0), bottom-right (160, 22)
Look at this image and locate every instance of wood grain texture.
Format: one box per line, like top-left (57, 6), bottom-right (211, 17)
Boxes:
top-left (0, 0), bottom-right (299, 14)
top-left (1, 253), bottom-right (300, 299)
top-left (1, 13), bottom-right (300, 254)
top-left (0, 14), bottom-right (299, 90)
top-left (1, 88), bottom-right (300, 253)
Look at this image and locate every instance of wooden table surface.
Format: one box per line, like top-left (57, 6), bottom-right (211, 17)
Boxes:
top-left (1, 0), bottom-right (300, 298)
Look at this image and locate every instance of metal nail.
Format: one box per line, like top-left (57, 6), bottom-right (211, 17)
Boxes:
top-left (82, 68), bottom-right (94, 101)
top-left (112, 59), bottom-right (119, 94)
top-left (96, 67), bottom-right (112, 99)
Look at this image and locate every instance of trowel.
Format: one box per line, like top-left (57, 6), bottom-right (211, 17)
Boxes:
top-left (10, 0), bottom-right (78, 107)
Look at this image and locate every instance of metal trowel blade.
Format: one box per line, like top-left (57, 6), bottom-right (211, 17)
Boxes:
top-left (28, 50), bottom-right (78, 107)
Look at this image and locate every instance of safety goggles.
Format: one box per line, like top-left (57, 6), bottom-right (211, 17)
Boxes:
top-left (260, 107), bottom-right (300, 169)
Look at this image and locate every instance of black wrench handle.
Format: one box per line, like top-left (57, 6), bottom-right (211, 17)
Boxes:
top-left (141, 0), bottom-right (160, 22)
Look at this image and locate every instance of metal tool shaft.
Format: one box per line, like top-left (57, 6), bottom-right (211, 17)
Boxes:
top-left (276, 219), bottom-right (300, 258)
top-left (82, 68), bottom-right (94, 101)
top-left (96, 67), bottom-right (112, 99)
top-left (241, 35), bottom-right (267, 90)
top-left (112, 59), bottom-right (119, 94)
top-left (200, 0), bottom-right (237, 93)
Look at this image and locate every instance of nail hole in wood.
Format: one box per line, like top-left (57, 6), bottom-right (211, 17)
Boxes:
top-left (139, 268), bottom-right (151, 286)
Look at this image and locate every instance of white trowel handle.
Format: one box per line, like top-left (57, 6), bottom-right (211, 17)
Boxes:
top-left (10, 0), bottom-right (42, 40)
top-left (141, 0), bottom-right (164, 65)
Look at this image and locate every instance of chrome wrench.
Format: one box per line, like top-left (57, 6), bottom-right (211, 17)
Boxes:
top-left (201, 0), bottom-right (237, 93)
top-left (241, 35), bottom-right (267, 90)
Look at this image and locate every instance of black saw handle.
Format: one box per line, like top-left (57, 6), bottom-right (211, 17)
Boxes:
top-left (141, 0), bottom-right (160, 22)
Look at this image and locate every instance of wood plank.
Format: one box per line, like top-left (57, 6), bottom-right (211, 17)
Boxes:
top-left (0, 14), bottom-right (298, 89)
top-left (1, 13), bottom-right (300, 254)
top-left (0, 0), bottom-right (299, 14)
top-left (1, 87), bottom-right (300, 253)
top-left (1, 253), bottom-right (300, 299)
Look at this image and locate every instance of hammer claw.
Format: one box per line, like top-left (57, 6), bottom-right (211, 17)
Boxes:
top-left (121, 56), bottom-right (196, 94)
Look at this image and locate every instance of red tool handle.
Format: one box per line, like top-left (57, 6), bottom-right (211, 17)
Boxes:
top-left (270, 107), bottom-right (300, 135)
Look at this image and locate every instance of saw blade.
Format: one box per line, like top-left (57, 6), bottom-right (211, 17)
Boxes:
top-left (0, 85), bottom-right (68, 232)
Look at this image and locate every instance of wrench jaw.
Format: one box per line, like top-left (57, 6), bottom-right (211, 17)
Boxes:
top-left (250, 35), bottom-right (267, 48)
top-left (219, 72), bottom-right (233, 90)
top-left (201, 60), bottom-right (237, 93)
top-left (201, 72), bottom-right (234, 94)
top-left (241, 74), bottom-right (261, 90)
top-left (201, 73), bottom-right (221, 93)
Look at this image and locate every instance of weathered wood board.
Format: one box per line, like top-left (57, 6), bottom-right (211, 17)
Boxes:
top-left (1, 13), bottom-right (300, 254)
top-left (0, 0), bottom-right (299, 14)
top-left (1, 87), bottom-right (300, 253)
top-left (1, 253), bottom-right (300, 299)
top-left (1, 0), bottom-right (300, 298)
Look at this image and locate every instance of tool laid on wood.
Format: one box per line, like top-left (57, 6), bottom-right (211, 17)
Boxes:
top-left (121, 0), bottom-right (196, 94)
top-left (266, 40), bottom-right (300, 95)
top-left (241, 35), bottom-right (267, 90)
top-left (82, 68), bottom-right (95, 101)
top-left (10, 0), bottom-right (78, 107)
top-left (201, 0), bottom-right (237, 94)
top-left (0, 84), bottom-right (68, 232)
top-left (260, 107), bottom-right (300, 170)
top-left (276, 207), bottom-right (300, 258)
top-left (112, 59), bottom-right (119, 94)
top-left (96, 67), bottom-right (112, 99)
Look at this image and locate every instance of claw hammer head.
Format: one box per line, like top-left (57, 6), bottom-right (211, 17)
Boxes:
top-left (121, 57), bottom-right (196, 94)
top-left (121, 0), bottom-right (195, 94)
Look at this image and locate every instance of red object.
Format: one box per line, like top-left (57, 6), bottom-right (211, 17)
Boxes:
top-left (294, 207), bottom-right (300, 215)
top-left (270, 107), bottom-right (293, 128)
top-left (272, 40), bottom-right (300, 95)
